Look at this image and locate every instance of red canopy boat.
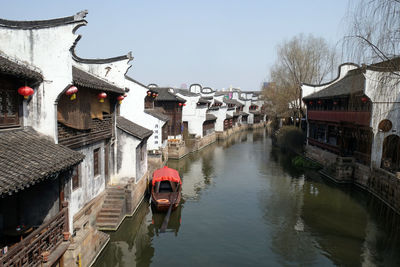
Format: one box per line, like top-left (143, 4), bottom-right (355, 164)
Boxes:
top-left (151, 166), bottom-right (182, 212)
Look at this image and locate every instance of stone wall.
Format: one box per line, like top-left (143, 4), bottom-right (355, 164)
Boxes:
top-left (126, 173), bottom-right (148, 216)
top-left (307, 144), bottom-right (400, 214)
top-left (64, 192), bottom-right (107, 267)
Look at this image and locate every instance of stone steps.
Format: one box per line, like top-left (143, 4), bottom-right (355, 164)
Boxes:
top-left (96, 186), bottom-right (126, 231)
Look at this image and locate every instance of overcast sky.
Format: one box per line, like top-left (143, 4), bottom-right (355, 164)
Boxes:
top-left (1, 0), bottom-right (350, 91)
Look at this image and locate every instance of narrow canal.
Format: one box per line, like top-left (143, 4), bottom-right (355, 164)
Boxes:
top-left (94, 130), bottom-right (400, 267)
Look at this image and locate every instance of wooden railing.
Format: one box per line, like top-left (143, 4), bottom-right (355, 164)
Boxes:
top-left (307, 110), bottom-right (371, 126)
top-left (308, 138), bottom-right (340, 154)
top-left (0, 205), bottom-right (68, 267)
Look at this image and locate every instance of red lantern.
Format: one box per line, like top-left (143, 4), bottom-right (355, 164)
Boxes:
top-left (183, 103), bottom-right (186, 106)
top-left (179, 103), bottom-right (183, 106)
top-left (117, 95), bottom-right (125, 104)
top-left (361, 97), bottom-right (368, 103)
top-left (309, 101), bottom-right (313, 105)
top-left (152, 93), bottom-right (157, 98)
top-left (98, 92), bottom-right (107, 103)
top-left (147, 91), bottom-right (151, 96)
top-left (65, 86), bottom-right (78, 100)
top-left (317, 100), bottom-right (322, 105)
top-left (333, 101), bottom-right (338, 105)
top-left (18, 86), bottom-right (34, 99)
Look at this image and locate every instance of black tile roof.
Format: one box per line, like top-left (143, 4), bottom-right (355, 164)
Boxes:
top-left (0, 55), bottom-right (43, 82)
top-left (0, 10), bottom-right (87, 29)
top-left (205, 114), bottom-right (217, 121)
top-left (72, 67), bottom-right (125, 94)
top-left (202, 96), bottom-right (213, 100)
top-left (151, 87), bottom-right (186, 102)
top-left (198, 97), bottom-right (210, 104)
top-left (215, 91), bottom-right (227, 96)
top-left (214, 99), bottom-right (222, 104)
top-left (125, 75), bottom-right (150, 89)
top-left (117, 116), bottom-right (153, 140)
top-left (208, 106), bottom-right (219, 111)
top-left (144, 109), bottom-right (170, 121)
top-left (0, 128), bottom-right (84, 197)
top-left (223, 98), bottom-right (244, 106)
top-left (226, 114), bottom-right (233, 119)
top-left (174, 88), bottom-right (199, 97)
top-left (303, 69), bottom-right (365, 100)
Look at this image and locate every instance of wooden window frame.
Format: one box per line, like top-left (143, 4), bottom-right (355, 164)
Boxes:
top-left (94, 148), bottom-right (100, 177)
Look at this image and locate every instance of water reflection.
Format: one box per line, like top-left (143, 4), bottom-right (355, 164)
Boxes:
top-left (94, 129), bottom-right (400, 267)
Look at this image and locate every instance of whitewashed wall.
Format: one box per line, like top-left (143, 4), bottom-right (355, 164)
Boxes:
top-left (116, 129), bottom-right (140, 180)
top-left (178, 94), bottom-right (207, 137)
top-left (365, 70), bottom-right (400, 168)
top-left (0, 20), bottom-right (86, 140)
top-left (68, 141), bottom-right (106, 228)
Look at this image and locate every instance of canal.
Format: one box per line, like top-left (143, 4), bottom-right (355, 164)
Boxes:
top-left (94, 130), bottom-right (400, 267)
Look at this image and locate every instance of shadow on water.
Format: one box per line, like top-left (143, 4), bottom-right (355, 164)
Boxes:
top-left (265, 144), bottom-right (400, 266)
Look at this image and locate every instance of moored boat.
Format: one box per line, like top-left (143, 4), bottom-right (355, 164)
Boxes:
top-left (151, 166), bottom-right (182, 212)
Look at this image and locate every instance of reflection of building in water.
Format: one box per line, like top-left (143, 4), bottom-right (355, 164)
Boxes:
top-left (168, 143), bottom-right (217, 201)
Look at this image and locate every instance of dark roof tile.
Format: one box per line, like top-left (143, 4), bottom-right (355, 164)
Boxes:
top-left (303, 69), bottom-right (365, 100)
top-left (0, 55), bottom-right (43, 82)
top-left (117, 116), bottom-right (152, 140)
top-left (205, 114), bottom-right (217, 121)
top-left (0, 128), bottom-right (84, 197)
top-left (144, 109), bottom-right (170, 121)
top-left (73, 66), bottom-right (124, 94)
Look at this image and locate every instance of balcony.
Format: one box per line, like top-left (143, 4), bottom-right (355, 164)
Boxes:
top-left (0, 205), bottom-right (69, 267)
top-left (307, 110), bottom-right (371, 126)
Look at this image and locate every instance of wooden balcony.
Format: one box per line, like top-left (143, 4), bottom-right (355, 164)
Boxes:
top-left (0, 205), bottom-right (69, 267)
top-left (307, 110), bottom-right (371, 126)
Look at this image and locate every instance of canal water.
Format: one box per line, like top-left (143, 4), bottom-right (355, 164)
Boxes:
top-left (94, 130), bottom-right (400, 267)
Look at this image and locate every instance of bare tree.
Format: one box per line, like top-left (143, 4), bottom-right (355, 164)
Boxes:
top-left (264, 34), bottom-right (337, 127)
top-left (344, 0), bottom-right (400, 66)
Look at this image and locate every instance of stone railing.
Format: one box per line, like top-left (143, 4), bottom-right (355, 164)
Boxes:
top-left (0, 205), bottom-right (68, 267)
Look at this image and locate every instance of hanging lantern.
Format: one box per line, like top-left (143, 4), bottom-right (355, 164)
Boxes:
top-left (183, 103), bottom-right (186, 106)
top-left (65, 86), bottom-right (78, 100)
top-left (98, 92), bottom-right (107, 103)
top-left (309, 101), bottom-right (313, 105)
top-left (18, 86), bottom-right (34, 99)
top-left (317, 100), bottom-right (322, 105)
top-left (117, 95), bottom-right (125, 104)
top-left (147, 91), bottom-right (151, 96)
top-left (152, 92), bottom-right (157, 98)
top-left (333, 101), bottom-right (338, 105)
top-left (179, 103), bottom-right (183, 106)
top-left (361, 97), bottom-right (368, 103)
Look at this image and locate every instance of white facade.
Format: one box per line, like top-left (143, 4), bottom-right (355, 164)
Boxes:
top-left (365, 69), bottom-right (400, 169)
top-left (0, 11), bottom-right (87, 141)
top-left (177, 93), bottom-right (208, 138)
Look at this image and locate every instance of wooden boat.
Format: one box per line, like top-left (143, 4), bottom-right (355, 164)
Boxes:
top-left (151, 166), bottom-right (182, 212)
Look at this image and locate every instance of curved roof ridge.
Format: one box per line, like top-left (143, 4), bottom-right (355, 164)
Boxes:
top-left (0, 10), bottom-right (88, 29)
top-left (72, 50), bottom-right (133, 64)
top-left (301, 62), bottom-right (360, 87)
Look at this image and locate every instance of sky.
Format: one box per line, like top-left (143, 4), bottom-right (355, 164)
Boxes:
top-left (0, 0), bottom-right (351, 91)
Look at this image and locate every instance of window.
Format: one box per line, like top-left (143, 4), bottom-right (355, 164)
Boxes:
top-left (155, 141), bottom-right (158, 144)
top-left (154, 130), bottom-right (158, 134)
top-left (72, 165), bottom-right (80, 190)
top-left (155, 135), bottom-right (158, 139)
top-left (0, 81), bottom-right (20, 127)
top-left (155, 124), bottom-right (158, 128)
top-left (94, 148), bottom-right (100, 177)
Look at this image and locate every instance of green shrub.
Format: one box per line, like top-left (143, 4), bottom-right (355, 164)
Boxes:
top-left (276, 126), bottom-right (305, 153)
top-left (292, 155), bottom-right (321, 169)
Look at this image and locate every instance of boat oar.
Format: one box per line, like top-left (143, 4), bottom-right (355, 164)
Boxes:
top-left (160, 184), bottom-right (180, 233)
